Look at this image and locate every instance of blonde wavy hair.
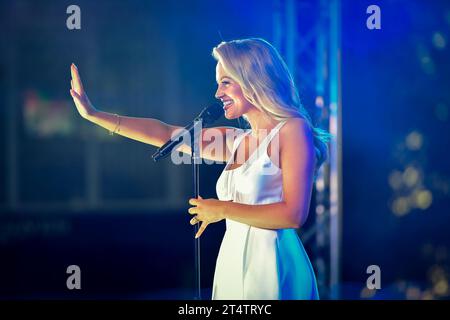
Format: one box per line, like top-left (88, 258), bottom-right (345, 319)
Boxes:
top-left (212, 38), bottom-right (332, 172)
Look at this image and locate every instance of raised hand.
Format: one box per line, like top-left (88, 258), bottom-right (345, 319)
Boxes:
top-left (70, 63), bottom-right (97, 119)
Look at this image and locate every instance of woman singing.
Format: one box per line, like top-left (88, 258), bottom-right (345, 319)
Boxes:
top-left (70, 38), bottom-right (330, 300)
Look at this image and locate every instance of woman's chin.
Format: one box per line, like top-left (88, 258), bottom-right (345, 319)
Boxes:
top-left (224, 110), bottom-right (241, 120)
top-left (225, 113), bottom-right (238, 120)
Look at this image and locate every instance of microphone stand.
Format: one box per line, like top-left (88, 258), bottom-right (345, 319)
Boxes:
top-left (152, 104), bottom-right (222, 300)
top-left (153, 119), bottom-right (203, 300)
top-left (191, 119), bottom-right (202, 300)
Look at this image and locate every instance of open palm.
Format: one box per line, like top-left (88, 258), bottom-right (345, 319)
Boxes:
top-left (70, 63), bottom-right (96, 119)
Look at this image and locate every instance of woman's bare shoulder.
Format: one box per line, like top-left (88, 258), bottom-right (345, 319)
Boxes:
top-left (279, 118), bottom-right (314, 148)
top-left (282, 117), bottom-right (310, 130)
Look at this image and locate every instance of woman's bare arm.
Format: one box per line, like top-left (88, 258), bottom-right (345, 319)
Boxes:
top-left (187, 118), bottom-right (317, 238)
top-left (85, 111), bottom-right (176, 147)
top-left (222, 118), bottom-right (316, 229)
top-left (70, 63), bottom-right (235, 161)
top-left (86, 111), bottom-right (237, 160)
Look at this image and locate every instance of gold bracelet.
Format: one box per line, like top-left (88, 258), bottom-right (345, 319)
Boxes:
top-left (109, 114), bottom-right (121, 135)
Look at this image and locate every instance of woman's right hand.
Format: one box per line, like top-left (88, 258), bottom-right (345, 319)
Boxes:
top-left (70, 63), bottom-right (97, 119)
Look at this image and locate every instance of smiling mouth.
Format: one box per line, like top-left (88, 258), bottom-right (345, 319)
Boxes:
top-left (222, 100), bottom-right (234, 111)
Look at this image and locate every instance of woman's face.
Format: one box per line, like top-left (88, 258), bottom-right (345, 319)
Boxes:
top-left (215, 62), bottom-right (256, 119)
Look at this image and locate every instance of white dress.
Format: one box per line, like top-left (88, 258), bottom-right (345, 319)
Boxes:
top-left (212, 120), bottom-right (320, 300)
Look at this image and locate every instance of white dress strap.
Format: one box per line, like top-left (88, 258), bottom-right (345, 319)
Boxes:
top-left (225, 121), bottom-right (287, 170)
top-left (252, 120), bottom-right (287, 158)
top-left (232, 129), bottom-right (251, 154)
top-left (224, 129), bottom-right (251, 168)
top-left (259, 120), bottom-right (287, 148)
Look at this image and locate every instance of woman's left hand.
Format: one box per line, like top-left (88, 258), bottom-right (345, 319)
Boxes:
top-left (188, 196), bottom-right (227, 238)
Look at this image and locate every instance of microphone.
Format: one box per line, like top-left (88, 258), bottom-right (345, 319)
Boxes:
top-left (151, 103), bottom-right (223, 162)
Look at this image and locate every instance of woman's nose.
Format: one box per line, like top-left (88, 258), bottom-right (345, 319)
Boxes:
top-left (215, 87), bottom-right (223, 99)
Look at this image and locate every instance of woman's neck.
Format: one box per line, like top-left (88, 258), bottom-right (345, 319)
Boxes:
top-left (244, 107), bottom-right (279, 138)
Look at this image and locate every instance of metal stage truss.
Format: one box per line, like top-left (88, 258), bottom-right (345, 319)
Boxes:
top-left (272, 0), bottom-right (342, 299)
